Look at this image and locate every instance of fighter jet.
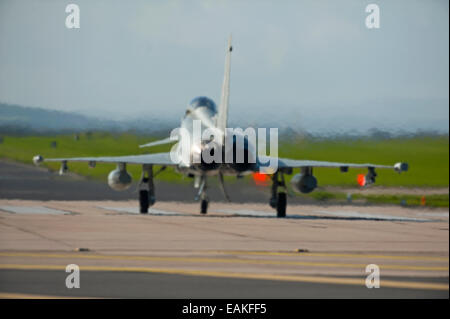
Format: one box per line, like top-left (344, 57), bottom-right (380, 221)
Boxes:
top-left (33, 36), bottom-right (408, 217)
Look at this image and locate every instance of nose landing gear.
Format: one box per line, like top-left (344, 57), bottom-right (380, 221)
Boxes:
top-left (138, 164), bottom-right (155, 214)
top-left (195, 175), bottom-right (209, 215)
top-left (200, 198), bottom-right (209, 214)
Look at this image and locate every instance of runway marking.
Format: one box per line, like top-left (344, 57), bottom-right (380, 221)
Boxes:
top-left (0, 206), bottom-right (71, 215)
top-left (0, 292), bottom-right (90, 299)
top-left (215, 209), bottom-right (274, 217)
top-left (99, 206), bottom-right (182, 216)
top-left (0, 252), bottom-right (447, 271)
top-left (99, 207), bottom-right (432, 222)
top-left (0, 264), bottom-right (447, 291)
top-left (314, 210), bottom-right (430, 222)
top-left (216, 209), bottom-right (431, 221)
top-left (211, 250), bottom-right (450, 262)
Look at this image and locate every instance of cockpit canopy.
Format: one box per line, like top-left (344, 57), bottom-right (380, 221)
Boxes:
top-left (189, 96), bottom-right (217, 113)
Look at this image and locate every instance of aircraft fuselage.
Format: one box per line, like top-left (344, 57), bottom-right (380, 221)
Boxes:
top-left (173, 96), bottom-right (256, 177)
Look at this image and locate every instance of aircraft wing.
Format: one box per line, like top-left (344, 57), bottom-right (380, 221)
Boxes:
top-left (257, 156), bottom-right (408, 172)
top-left (41, 152), bottom-right (176, 166)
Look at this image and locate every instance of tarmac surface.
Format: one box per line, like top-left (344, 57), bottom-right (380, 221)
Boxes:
top-left (0, 159), bottom-right (270, 202)
top-left (0, 160), bottom-right (448, 298)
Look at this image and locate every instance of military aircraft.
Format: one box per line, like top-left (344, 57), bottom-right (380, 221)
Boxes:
top-left (33, 36), bottom-right (408, 217)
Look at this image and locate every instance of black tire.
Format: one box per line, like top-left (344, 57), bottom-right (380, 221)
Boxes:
top-left (276, 192), bottom-right (287, 218)
top-left (201, 200), bottom-right (208, 214)
top-left (139, 190), bottom-right (149, 214)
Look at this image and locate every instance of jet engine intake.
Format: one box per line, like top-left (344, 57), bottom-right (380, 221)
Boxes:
top-left (227, 137), bottom-right (256, 172)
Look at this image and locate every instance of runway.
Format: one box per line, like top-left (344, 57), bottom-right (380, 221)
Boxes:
top-left (0, 161), bottom-right (448, 298)
top-left (0, 199), bottom-right (448, 298)
top-left (0, 269), bottom-right (447, 299)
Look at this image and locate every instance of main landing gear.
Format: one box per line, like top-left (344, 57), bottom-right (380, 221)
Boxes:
top-left (270, 172), bottom-right (287, 218)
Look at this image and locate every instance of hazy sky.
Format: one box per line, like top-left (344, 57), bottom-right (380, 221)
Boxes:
top-left (0, 0), bottom-right (448, 134)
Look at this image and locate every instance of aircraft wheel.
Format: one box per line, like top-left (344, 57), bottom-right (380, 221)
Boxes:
top-left (276, 192), bottom-right (287, 218)
top-left (201, 200), bottom-right (208, 215)
top-left (139, 190), bottom-right (149, 214)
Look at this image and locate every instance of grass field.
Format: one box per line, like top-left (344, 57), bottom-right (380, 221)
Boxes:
top-left (279, 135), bottom-right (449, 187)
top-left (0, 132), bottom-right (448, 187)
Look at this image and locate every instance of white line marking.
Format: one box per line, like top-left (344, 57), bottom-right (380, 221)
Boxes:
top-left (99, 206), bottom-right (182, 216)
top-left (314, 210), bottom-right (430, 222)
top-left (0, 206), bottom-right (71, 215)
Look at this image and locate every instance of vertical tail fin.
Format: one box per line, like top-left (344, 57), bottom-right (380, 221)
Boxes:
top-left (217, 35), bottom-right (232, 139)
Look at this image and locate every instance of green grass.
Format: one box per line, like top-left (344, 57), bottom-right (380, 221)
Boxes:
top-left (279, 136), bottom-right (449, 187)
top-left (0, 132), bottom-right (448, 188)
top-left (0, 132), bottom-right (186, 183)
